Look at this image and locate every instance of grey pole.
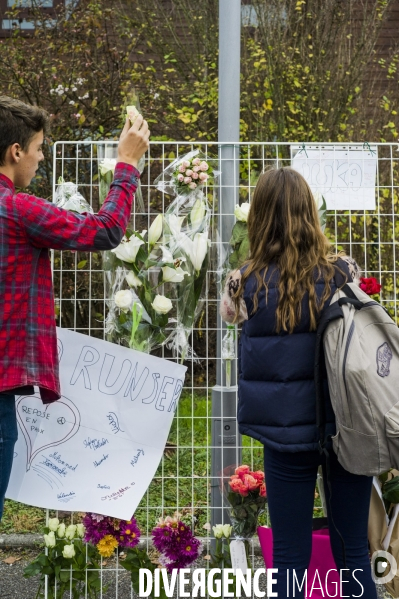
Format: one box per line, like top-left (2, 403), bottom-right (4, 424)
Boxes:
top-left (211, 0), bottom-right (242, 532)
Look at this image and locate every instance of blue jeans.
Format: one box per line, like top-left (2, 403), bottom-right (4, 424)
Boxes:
top-left (264, 445), bottom-right (377, 599)
top-left (0, 394), bottom-right (17, 520)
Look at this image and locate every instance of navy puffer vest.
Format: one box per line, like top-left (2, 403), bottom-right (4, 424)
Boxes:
top-left (237, 266), bottom-right (337, 452)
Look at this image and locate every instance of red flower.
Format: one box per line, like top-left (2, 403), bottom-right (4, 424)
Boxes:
top-left (252, 471), bottom-right (265, 484)
top-left (359, 277), bottom-right (381, 295)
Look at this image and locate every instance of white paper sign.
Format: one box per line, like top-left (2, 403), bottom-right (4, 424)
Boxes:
top-left (7, 328), bottom-right (186, 519)
top-left (230, 540), bottom-right (248, 574)
top-left (291, 144), bottom-right (377, 210)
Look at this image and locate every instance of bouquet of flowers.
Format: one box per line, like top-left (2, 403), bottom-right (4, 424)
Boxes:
top-left (120, 512), bottom-right (200, 599)
top-left (105, 149), bottom-right (217, 360)
top-left (24, 517), bottom-right (101, 599)
top-left (151, 513), bottom-right (201, 571)
top-left (83, 512), bottom-right (140, 557)
top-left (53, 177), bottom-right (94, 214)
top-left (224, 465), bottom-right (267, 539)
top-left (154, 149), bottom-right (218, 197)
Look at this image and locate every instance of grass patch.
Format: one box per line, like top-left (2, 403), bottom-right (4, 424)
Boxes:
top-left (0, 500), bottom-right (46, 534)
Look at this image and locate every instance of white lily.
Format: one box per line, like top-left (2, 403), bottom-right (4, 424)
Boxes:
top-left (190, 199), bottom-right (206, 229)
top-left (160, 245), bottom-right (174, 264)
top-left (167, 214), bottom-right (185, 238)
top-left (125, 271), bottom-right (142, 288)
top-left (112, 233), bottom-right (146, 263)
top-left (190, 232), bottom-right (209, 273)
top-left (148, 214), bottom-right (163, 246)
top-left (162, 266), bottom-right (189, 283)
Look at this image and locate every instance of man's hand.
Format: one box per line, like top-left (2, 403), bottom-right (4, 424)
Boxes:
top-left (117, 115), bottom-right (150, 169)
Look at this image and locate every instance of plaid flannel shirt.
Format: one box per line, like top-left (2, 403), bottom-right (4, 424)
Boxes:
top-left (0, 162), bottom-right (139, 404)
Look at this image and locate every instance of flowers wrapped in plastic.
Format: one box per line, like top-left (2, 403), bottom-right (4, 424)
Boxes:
top-left (53, 177), bottom-right (94, 214)
top-left (105, 149), bottom-right (218, 361)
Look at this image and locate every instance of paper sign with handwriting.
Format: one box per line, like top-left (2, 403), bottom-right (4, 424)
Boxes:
top-left (7, 328), bottom-right (186, 519)
top-left (291, 144), bottom-right (377, 210)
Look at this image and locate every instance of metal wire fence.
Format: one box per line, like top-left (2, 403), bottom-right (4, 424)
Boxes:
top-left (45, 141), bottom-right (399, 597)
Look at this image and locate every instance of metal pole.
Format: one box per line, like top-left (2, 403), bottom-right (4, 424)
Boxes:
top-left (211, 0), bottom-right (242, 532)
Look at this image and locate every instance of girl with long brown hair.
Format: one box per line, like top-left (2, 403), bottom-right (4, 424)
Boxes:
top-left (221, 167), bottom-right (377, 598)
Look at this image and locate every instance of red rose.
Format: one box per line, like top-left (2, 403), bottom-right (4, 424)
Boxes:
top-left (359, 277), bottom-right (381, 295)
top-left (251, 471), bottom-right (265, 484)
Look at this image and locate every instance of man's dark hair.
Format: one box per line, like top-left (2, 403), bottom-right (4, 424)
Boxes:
top-left (0, 96), bottom-right (49, 166)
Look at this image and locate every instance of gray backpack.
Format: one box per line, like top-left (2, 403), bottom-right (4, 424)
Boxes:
top-left (315, 266), bottom-right (399, 476)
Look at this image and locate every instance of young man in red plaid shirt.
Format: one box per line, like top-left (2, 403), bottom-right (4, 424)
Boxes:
top-left (0, 96), bottom-right (149, 519)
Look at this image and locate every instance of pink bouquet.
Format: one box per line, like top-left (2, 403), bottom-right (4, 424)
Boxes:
top-left (225, 465), bottom-right (267, 539)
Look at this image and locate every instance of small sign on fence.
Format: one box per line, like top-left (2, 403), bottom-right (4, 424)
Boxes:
top-left (291, 144), bottom-right (378, 210)
top-left (7, 328), bottom-right (186, 519)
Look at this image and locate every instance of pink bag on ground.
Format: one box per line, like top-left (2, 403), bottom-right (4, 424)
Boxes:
top-left (258, 525), bottom-right (342, 598)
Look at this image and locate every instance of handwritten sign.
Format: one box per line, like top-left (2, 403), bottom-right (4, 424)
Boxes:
top-left (7, 328), bottom-right (186, 519)
top-left (291, 144), bottom-right (378, 210)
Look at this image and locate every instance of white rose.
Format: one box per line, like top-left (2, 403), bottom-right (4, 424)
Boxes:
top-left (222, 524), bottom-right (232, 538)
top-left (234, 202), bottom-right (250, 222)
top-left (99, 158), bottom-right (117, 176)
top-left (151, 294), bottom-right (173, 314)
top-left (62, 544), bottom-right (75, 559)
top-left (162, 266), bottom-right (189, 283)
top-left (48, 517), bottom-right (59, 532)
top-left (57, 523), bottom-right (66, 538)
top-left (65, 524), bottom-right (77, 540)
top-left (212, 524), bottom-right (223, 539)
top-left (114, 289), bottom-right (134, 312)
top-left (112, 234), bottom-right (145, 263)
top-left (44, 531), bottom-right (56, 547)
top-left (125, 271), bottom-right (142, 288)
top-left (76, 523), bottom-right (85, 538)
top-left (148, 214), bottom-right (163, 246)
top-left (126, 105), bottom-right (140, 124)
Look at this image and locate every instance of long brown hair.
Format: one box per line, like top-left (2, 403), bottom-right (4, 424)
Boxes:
top-left (234, 167), bottom-right (341, 333)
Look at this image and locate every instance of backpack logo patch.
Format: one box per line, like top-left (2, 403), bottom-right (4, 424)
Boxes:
top-left (377, 342), bottom-right (393, 377)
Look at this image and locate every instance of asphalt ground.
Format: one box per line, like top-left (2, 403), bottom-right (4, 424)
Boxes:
top-left (0, 545), bottom-right (392, 599)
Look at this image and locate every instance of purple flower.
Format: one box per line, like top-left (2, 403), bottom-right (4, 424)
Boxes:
top-left (151, 520), bottom-right (200, 572)
top-left (152, 525), bottom-right (174, 552)
top-left (82, 513), bottom-right (141, 549)
top-left (117, 519), bottom-right (140, 549)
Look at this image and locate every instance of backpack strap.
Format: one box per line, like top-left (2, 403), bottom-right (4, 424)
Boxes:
top-left (315, 300), bottom-right (344, 454)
